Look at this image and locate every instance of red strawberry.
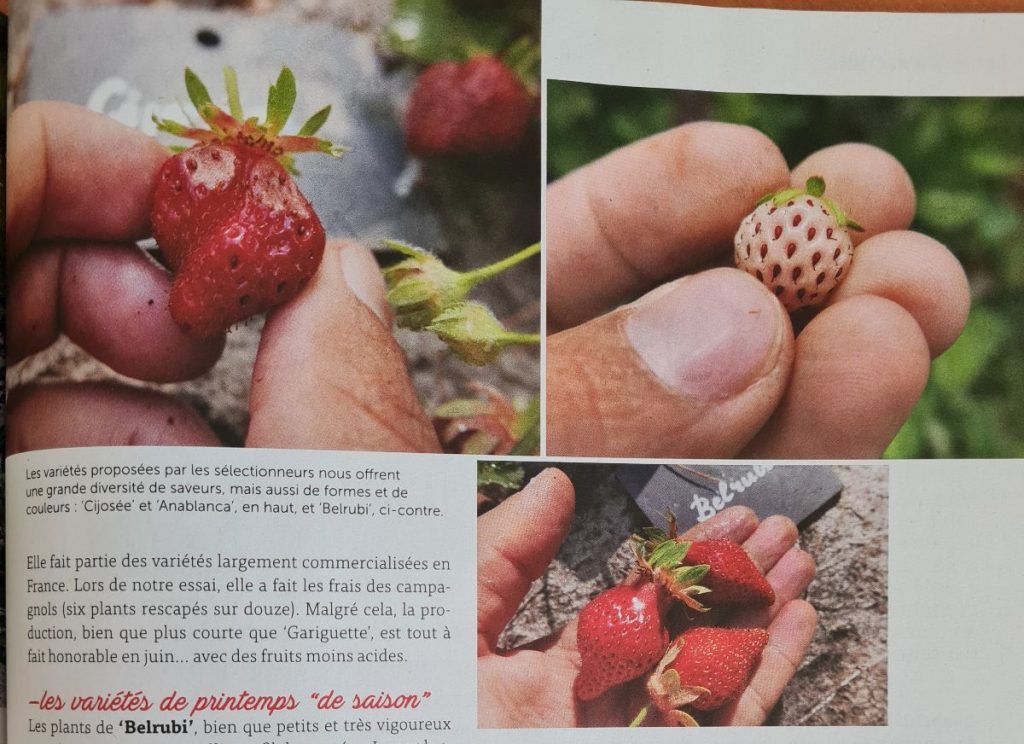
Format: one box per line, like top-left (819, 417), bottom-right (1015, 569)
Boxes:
top-left (682, 539), bottom-right (775, 608)
top-left (647, 627), bottom-right (769, 715)
top-left (734, 176), bottom-right (863, 311)
top-left (404, 54), bottom-right (534, 156)
top-left (151, 67), bottom-right (344, 337)
top-left (575, 536), bottom-right (711, 701)
top-left (574, 582), bottom-right (669, 701)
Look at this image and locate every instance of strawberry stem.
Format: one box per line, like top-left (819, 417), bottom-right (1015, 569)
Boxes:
top-left (628, 704), bottom-right (651, 728)
top-left (499, 332), bottom-right (541, 346)
top-left (461, 242), bottom-right (540, 286)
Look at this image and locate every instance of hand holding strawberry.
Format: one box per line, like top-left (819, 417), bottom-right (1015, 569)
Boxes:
top-left (547, 125), bottom-right (971, 459)
top-left (6, 102), bottom-right (440, 454)
top-left (151, 67), bottom-right (345, 338)
top-left (477, 470), bottom-right (818, 728)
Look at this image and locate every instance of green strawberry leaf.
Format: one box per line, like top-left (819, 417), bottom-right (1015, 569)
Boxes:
top-left (477, 461), bottom-right (525, 490)
top-left (647, 539), bottom-right (690, 569)
top-left (509, 396), bottom-right (540, 456)
top-left (152, 116), bottom-right (188, 137)
top-left (184, 67), bottom-right (216, 121)
top-left (266, 67), bottom-right (297, 136)
top-left (298, 105), bottom-right (332, 137)
top-left (223, 66), bottom-right (243, 120)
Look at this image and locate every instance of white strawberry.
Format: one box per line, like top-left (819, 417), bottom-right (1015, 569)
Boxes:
top-left (734, 177), bottom-right (863, 311)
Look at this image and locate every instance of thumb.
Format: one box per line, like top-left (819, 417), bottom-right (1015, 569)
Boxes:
top-left (547, 268), bottom-right (793, 457)
top-left (246, 240), bottom-right (440, 453)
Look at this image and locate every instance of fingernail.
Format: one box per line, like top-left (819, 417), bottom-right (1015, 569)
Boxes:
top-left (624, 269), bottom-right (785, 401)
top-left (339, 243), bottom-right (392, 324)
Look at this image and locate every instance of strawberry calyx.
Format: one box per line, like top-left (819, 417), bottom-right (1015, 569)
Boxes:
top-left (631, 528), bottom-right (711, 612)
top-left (645, 638), bottom-right (711, 722)
top-left (154, 66), bottom-right (346, 175)
top-left (755, 176), bottom-right (864, 232)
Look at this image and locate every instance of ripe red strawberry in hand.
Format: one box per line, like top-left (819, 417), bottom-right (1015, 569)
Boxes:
top-left (647, 627), bottom-right (769, 718)
top-left (151, 67), bottom-right (345, 337)
top-left (575, 536), bottom-right (710, 701)
top-left (404, 54), bottom-right (534, 156)
top-left (647, 630), bottom-right (770, 720)
top-left (574, 582), bottom-right (669, 701)
top-left (682, 539), bottom-right (775, 608)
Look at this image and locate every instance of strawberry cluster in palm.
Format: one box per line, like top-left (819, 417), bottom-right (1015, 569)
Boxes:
top-left (151, 67), bottom-right (345, 338)
top-left (574, 519), bottom-right (776, 726)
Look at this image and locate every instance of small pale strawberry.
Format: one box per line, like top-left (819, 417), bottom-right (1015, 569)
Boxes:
top-left (734, 177), bottom-right (862, 311)
top-left (647, 627), bottom-right (769, 715)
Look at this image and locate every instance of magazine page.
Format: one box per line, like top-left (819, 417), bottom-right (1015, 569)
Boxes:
top-left (5, 0), bottom-right (1024, 743)
top-left (7, 446), bottom-right (478, 741)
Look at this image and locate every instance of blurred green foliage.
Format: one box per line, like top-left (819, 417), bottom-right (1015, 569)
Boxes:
top-left (384, 0), bottom-right (539, 82)
top-left (548, 81), bottom-right (1024, 458)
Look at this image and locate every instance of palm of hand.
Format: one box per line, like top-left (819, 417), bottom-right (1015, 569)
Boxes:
top-left (478, 469), bottom-right (818, 729)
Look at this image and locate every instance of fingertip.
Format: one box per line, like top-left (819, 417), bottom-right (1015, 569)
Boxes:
top-left (333, 239), bottom-right (392, 324)
top-left (686, 505), bottom-right (760, 542)
top-left (744, 294), bottom-right (930, 458)
top-left (485, 468), bottom-right (577, 542)
top-left (7, 246), bottom-right (62, 363)
top-left (248, 239), bottom-right (438, 453)
top-left (791, 548), bottom-right (817, 586)
top-left (549, 268), bottom-right (793, 457)
top-left (60, 244), bottom-right (225, 382)
top-left (793, 143), bottom-right (916, 242)
top-left (831, 230), bottom-right (970, 356)
top-left (759, 514), bottom-right (799, 545)
top-left (8, 101), bottom-right (170, 258)
top-left (776, 597), bottom-right (818, 631)
top-left (6, 382), bottom-right (220, 455)
top-left (532, 467), bottom-right (577, 511)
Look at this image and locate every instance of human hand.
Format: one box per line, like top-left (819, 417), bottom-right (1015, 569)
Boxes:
top-left (546, 123), bottom-right (970, 458)
top-left (477, 468), bottom-right (817, 727)
top-left (5, 101), bottom-right (439, 454)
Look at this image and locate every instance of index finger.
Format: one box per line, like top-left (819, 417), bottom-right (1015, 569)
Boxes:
top-left (546, 122), bottom-right (789, 330)
top-left (6, 100), bottom-right (168, 262)
top-left (477, 469), bottom-right (577, 655)
top-left (6, 101), bottom-right (225, 381)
